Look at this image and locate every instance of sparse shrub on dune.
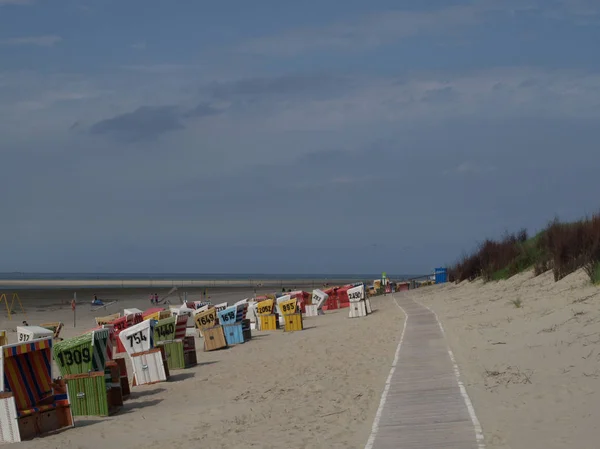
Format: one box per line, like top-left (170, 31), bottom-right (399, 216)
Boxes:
top-left (448, 211), bottom-right (600, 284)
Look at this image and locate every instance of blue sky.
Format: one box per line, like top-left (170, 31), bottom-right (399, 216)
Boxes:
top-left (1, 0), bottom-right (599, 274)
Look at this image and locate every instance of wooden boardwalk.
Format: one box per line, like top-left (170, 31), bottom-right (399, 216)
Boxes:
top-left (365, 295), bottom-right (484, 449)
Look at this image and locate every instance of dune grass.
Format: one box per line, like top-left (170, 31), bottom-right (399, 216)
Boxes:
top-left (448, 212), bottom-right (600, 284)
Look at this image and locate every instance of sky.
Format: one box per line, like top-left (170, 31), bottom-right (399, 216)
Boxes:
top-left (1, 0), bottom-right (599, 274)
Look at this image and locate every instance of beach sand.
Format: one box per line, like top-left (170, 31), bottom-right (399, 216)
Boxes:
top-left (410, 268), bottom-right (600, 449)
top-left (0, 288), bottom-right (403, 449)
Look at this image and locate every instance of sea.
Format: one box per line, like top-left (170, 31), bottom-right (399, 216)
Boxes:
top-left (0, 272), bottom-right (430, 289)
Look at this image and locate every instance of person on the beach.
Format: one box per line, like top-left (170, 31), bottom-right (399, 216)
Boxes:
top-left (154, 293), bottom-right (159, 303)
top-left (149, 293), bottom-right (154, 304)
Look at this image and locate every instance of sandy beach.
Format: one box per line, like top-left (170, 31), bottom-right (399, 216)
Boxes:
top-left (0, 288), bottom-right (403, 449)
top-left (410, 268), bottom-right (600, 449)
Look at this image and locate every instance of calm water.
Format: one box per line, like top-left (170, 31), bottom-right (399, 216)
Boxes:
top-left (0, 272), bottom-right (422, 281)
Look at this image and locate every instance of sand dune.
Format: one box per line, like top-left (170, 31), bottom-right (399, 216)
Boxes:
top-left (0, 291), bottom-right (402, 449)
top-left (411, 269), bottom-right (600, 449)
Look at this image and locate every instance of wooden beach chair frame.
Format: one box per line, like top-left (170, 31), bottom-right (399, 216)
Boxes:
top-left (40, 322), bottom-right (64, 341)
top-left (0, 337), bottom-right (73, 442)
top-left (95, 312), bottom-right (121, 326)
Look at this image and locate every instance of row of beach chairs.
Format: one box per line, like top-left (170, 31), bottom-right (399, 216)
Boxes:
top-left (0, 285), bottom-right (368, 444)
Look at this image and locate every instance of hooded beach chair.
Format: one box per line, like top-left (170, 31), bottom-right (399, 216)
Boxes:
top-left (118, 320), bottom-right (168, 386)
top-left (53, 329), bottom-right (119, 417)
top-left (155, 315), bottom-right (197, 370)
top-left (0, 337), bottom-right (73, 443)
top-left (40, 322), bottom-right (64, 341)
top-left (94, 312), bottom-right (121, 326)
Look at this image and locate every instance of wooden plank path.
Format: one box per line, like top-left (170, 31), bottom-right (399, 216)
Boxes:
top-left (365, 294), bottom-right (484, 449)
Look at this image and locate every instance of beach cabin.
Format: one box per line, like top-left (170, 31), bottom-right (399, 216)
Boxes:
top-left (0, 338), bottom-right (73, 443)
top-left (435, 267), bottom-right (448, 284)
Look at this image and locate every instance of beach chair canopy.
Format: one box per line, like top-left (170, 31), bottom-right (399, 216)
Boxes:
top-left (312, 289), bottom-right (329, 310)
top-left (1, 338), bottom-right (55, 415)
top-left (16, 326), bottom-right (54, 343)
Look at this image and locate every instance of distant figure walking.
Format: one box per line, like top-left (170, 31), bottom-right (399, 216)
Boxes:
top-left (149, 293), bottom-right (155, 304)
top-left (154, 293), bottom-right (159, 303)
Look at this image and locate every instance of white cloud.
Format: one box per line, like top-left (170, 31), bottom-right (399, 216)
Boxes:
top-left (0, 35), bottom-right (62, 46)
top-left (2, 66), bottom-right (600, 150)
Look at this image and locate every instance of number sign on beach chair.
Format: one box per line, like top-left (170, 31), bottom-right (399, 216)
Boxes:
top-left (279, 298), bottom-right (298, 315)
top-left (0, 337), bottom-right (74, 443)
top-left (256, 299), bottom-right (274, 315)
top-left (347, 285), bottom-right (364, 302)
top-left (256, 299), bottom-right (277, 331)
top-left (112, 313), bottom-right (143, 354)
top-left (16, 326), bottom-right (54, 344)
top-left (217, 306), bottom-right (236, 326)
top-left (155, 315), bottom-right (196, 371)
top-left (53, 332), bottom-right (97, 376)
top-left (214, 302), bottom-right (228, 313)
top-left (194, 307), bottom-right (219, 337)
top-left (192, 301), bottom-right (211, 309)
top-left (118, 319), bottom-right (154, 356)
top-left (153, 316), bottom-right (176, 343)
top-left (347, 285), bottom-right (371, 318)
top-left (275, 295), bottom-right (291, 315)
top-left (194, 308), bottom-right (217, 331)
top-left (312, 289), bottom-right (329, 312)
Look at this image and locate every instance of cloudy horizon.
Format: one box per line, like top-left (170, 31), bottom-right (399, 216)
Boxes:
top-left (1, 0), bottom-right (599, 274)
